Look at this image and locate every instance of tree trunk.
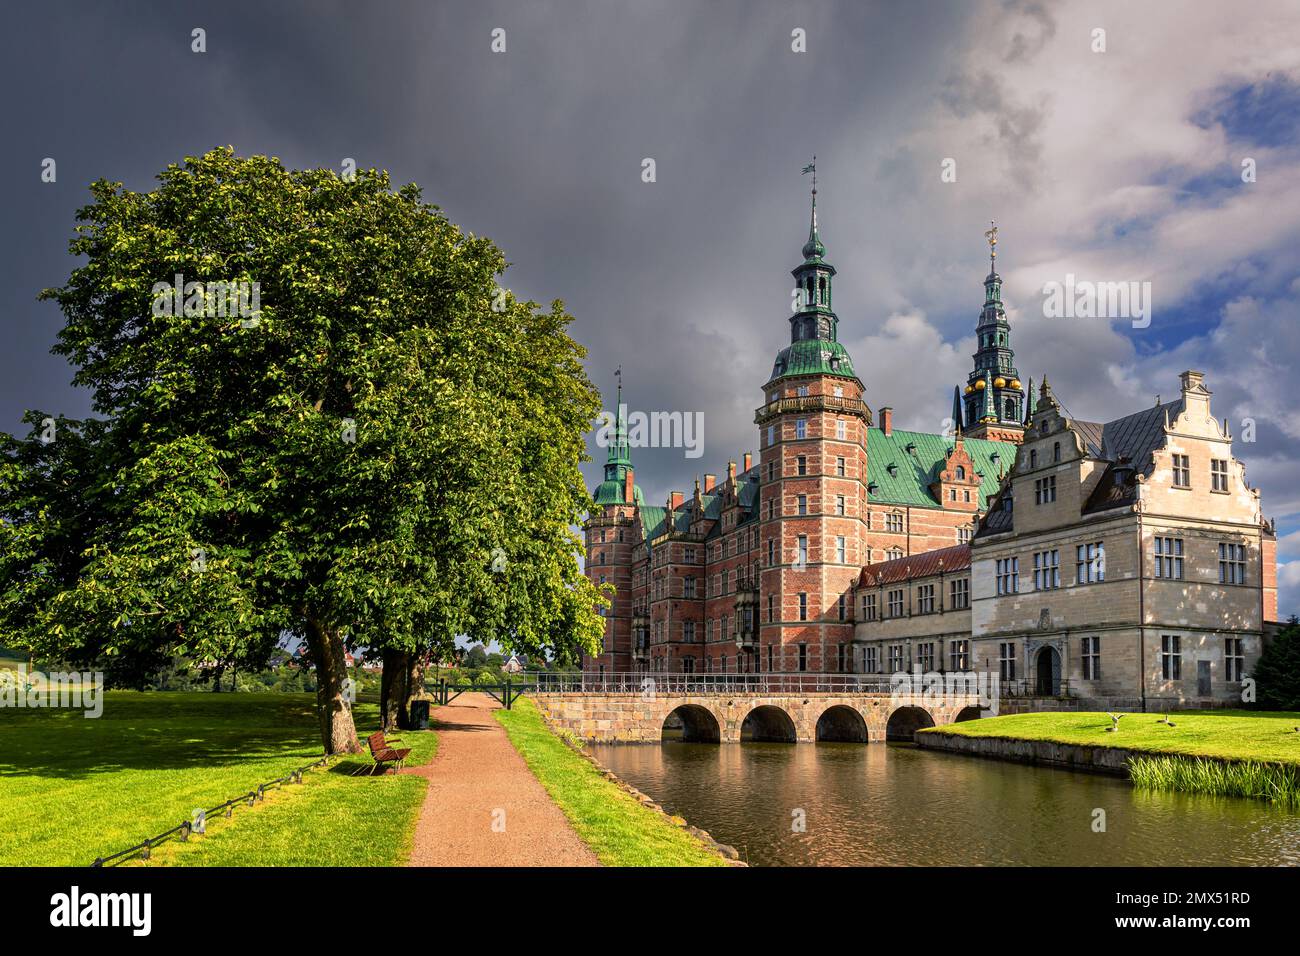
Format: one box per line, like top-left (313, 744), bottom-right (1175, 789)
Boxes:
top-left (380, 648), bottom-right (410, 731)
top-left (304, 616), bottom-right (362, 754)
top-left (381, 649), bottom-right (428, 730)
top-left (211, 663), bottom-right (225, 692)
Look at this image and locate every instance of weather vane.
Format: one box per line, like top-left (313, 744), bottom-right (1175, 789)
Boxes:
top-left (802, 156), bottom-right (817, 195)
top-left (984, 220), bottom-right (998, 262)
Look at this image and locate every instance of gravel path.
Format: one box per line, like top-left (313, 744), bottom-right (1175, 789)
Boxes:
top-left (404, 692), bottom-right (599, 867)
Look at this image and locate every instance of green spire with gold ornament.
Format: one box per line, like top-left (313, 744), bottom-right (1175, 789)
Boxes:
top-left (592, 370), bottom-right (643, 506)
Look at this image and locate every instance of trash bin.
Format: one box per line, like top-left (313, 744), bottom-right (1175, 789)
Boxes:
top-left (408, 699), bottom-right (431, 729)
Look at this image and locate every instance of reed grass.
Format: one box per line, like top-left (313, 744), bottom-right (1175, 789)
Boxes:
top-left (1127, 754), bottom-right (1300, 805)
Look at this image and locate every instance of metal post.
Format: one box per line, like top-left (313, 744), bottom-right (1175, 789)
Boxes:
top-left (505, 675), bottom-right (512, 709)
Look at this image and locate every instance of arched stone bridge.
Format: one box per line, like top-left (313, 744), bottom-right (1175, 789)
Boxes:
top-left (530, 690), bottom-right (984, 744)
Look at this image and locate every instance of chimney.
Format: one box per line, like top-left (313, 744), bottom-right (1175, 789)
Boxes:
top-left (1179, 369), bottom-right (1211, 418)
top-left (703, 473), bottom-right (717, 492)
top-left (727, 460), bottom-right (736, 483)
top-left (1180, 370), bottom-right (1206, 393)
top-left (670, 491), bottom-right (684, 510)
top-left (624, 467), bottom-right (635, 504)
top-left (743, 452), bottom-right (753, 472)
top-left (880, 406), bottom-right (893, 437)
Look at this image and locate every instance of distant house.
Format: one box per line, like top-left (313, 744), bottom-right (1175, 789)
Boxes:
top-left (502, 654), bottom-right (525, 674)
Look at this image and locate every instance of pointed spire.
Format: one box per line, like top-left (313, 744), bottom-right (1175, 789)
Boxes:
top-left (951, 385), bottom-right (964, 434)
top-left (1023, 377), bottom-right (1036, 424)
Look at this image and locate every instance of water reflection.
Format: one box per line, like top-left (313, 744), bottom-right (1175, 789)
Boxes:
top-left (592, 742), bottom-right (1300, 867)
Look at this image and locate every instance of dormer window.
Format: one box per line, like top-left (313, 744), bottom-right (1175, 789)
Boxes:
top-left (955, 465), bottom-right (966, 480)
top-left (886, 463), bottom-right (898, 477)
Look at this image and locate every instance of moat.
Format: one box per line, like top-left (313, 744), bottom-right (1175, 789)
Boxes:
top-left (591, 741), bottom-right (1300, 867)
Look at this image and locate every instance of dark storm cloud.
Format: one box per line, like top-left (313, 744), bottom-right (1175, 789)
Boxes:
top-left (0, 0), bottom-right (972, 508)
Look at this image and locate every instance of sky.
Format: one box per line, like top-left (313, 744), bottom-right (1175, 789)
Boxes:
top-left (2, 0), bottom-right (1298, 615)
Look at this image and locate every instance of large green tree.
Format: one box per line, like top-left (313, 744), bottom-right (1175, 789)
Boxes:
top-left (0, 147), bottom-right (609, 752)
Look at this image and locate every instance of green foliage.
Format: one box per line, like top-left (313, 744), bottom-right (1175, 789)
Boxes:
top-left (1253, 618), bottom-right (1300, 710)
top-left (0, 147), bottom-right (609, 689)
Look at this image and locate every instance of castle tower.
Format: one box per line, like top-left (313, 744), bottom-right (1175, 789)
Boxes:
top-left (754, 169), bottom-right (871, 674)
top-left (961, 222), bottom-right (1026, 443)
top-left (583, 376), bottom-right (643, 674)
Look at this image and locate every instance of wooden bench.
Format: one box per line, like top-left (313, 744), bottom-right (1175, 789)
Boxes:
top-left (357, 731), bottom-right (412, 775)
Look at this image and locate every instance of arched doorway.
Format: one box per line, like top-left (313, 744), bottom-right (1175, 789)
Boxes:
top-left (886, 705), bottom-right (935, 742)
top-left (1035, 646), bottom-right (1061, 696)
top-left (740, 705), bottom-right (797, 743)
top-left (954, 705), bottom-right (984, 722)
top-left (661, 704), bottom-right (721, 743)
top-left (816, 705), bottom-right (868, 743)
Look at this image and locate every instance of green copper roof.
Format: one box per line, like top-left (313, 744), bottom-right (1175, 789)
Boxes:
top-left (769, 339), bottom-right (857, 383)
top-left (866, 427), bottom-right (1012, 510)
top-left (593, 479), bottom-right (644, 507)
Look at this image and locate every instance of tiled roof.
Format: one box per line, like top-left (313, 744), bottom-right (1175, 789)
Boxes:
top-left (769, 339), bottom-right (857, 382)
top-left (867, 428), bottom-right (1011, 509)
top-left (857, 544), bottom-right (971, 587)
top-left (1100, 399), bottom-right (1183, 471)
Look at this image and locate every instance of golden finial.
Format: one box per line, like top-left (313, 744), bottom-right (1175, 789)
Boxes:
top-left (984, 220), bottom-right (998, 262)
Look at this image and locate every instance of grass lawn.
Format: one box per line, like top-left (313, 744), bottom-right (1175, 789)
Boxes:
top-left (496, 698), bottom-right (727, 867)
top-left (924, 710), bottom-right (1300, 764)
top-left (0, 692), bottom-right (435, 867)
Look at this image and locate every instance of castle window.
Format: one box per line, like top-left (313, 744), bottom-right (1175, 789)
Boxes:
top-left (1081, 636), bottom-right (1101, 680)
top-left (768, 594), bottom-right (774, 623)
top-left (1053, 441), bottom-right (1061, 462)
top-left (833, 385), bottom-right (843, 398)
top-left (1218, 542), bottom-right (1246, 584)
top-left (918, 642), bottom-right (934, 670)
top-left (836, 495), bottom-right (846, 516)
top-left (837, 456), bottom-right (846, 476)
top-left (796, 419), bottom-right (807, 439)
top-left (999, 643), bottom-right (1017, 682)
top-left (886, 512), bottom-right (904, 533)
top-left (1154, 537), bottom-right (1184, 579)
top-left (887, 547), bottom-right (903, 561)
top-left (836, 419), bottom-right (847, 440)
top-left (797, 385), bottom-right (809, 397)
top-left (797, 536), bottom-right (808, 566)
top-left (955, 465), bottom-right (965, 480)
top-left (1172, 454), bottom-right (1191, 488)
top-left (1161, 635), bottom-right (1182, 680)
top-left (1034, 476), bottom-right (1056, 504)
top-left (861, 593), bottom-right (877, 621)
top-left (798, 495), bottom-right (808, 515)
top-left (1030, 449), bottom-right (1038, 469)
top-left (1211, 459), bottom-right (1228, 492)
top-left (949, 577), bottom-right (969, 608)
top-left (1004, 399), bottom-right (1015, 419)
top-left (798, 593), bottom-right (808, 622)
top-left (957, 526), bottom-right (972, 544)
top-left (950, 639), bottom-right (969, 670)
top-left (837, 596), bottom-right (847, 623)
top-left (1077, 542), bottom-right (1105, 583)
top-left (918, 584), bottom-right (935, 614)
top-left (888, 644), bottom-right (907, 671)
top-left (797, 455), bottom-right (807, 476)
top-left (1033, 550), bottom-right (1060, 589)
top-left (887, 589), bottom-right (904, 617)
top-left (863, 646), bottom-right (878, 673)
top-left (798, 643), bottom-right (808, 672)
top-left (768, 539), bottom-right (775, 566)
top-left (996, 557), bottom-right (1019, 594)
top-left (836, 536), bottom-right (846, 563)
top-left (949, 489), bottom-right (956, 501)
top-left (1225, 637), bottom-right (1244, 681)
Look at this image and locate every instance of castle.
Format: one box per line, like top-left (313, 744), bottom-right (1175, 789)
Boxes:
top-left (583, 188), bottom-right (1278, 708)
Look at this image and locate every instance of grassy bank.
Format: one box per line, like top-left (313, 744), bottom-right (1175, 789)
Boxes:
top-left (924, 709), bottom-right (1300, 803)
top-left (0, 692), bottom-right (436, 866)
top-left (495, 698), bottom-right (727, 867)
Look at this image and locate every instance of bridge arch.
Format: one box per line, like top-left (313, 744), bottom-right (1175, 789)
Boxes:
top-left (815, 704), bottom-right (869, 743)
top-left (740, 704), bottom-right (797, 743)
top-left (955, 705), bottom-right (984, 723)
top-left (886, 705), bottom-right (936, 742)
top-left (661, 704), bottom-right (721, 743)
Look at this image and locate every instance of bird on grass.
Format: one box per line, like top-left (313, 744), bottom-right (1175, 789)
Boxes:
top-left (1106, 713), bottom-right (1123, 732)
